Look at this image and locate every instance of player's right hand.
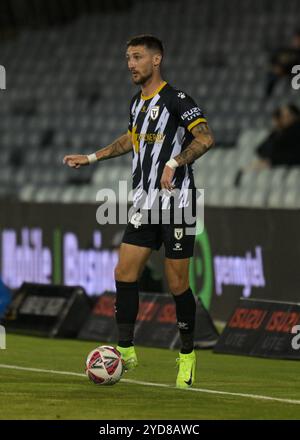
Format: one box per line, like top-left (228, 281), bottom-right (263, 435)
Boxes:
top-left (63, 154), bottom-right (89, 169)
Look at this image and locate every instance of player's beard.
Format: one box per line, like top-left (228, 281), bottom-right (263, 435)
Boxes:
top-left (132, 70), bottom-right (153, 85)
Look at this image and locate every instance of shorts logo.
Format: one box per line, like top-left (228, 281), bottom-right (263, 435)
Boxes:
top-left (130, 212), bottom-right (143, 228)
top-left (173, 243), bottom-right (182, 251)
top-left (174, 228), bottom-right (183, 240)
top-left (150, 106), bottom-right (160, 121)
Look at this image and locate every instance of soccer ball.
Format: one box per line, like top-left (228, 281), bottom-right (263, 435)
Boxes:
top-left (85, 345), bottom-right (124, 386)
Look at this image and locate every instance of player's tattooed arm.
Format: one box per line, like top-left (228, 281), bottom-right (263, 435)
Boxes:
top-left (173, 122), bottom-right (214, 166)
top-left (161, 122), bottom-right (214, 190)
top-left (95, 133), bottom-right (133, 161)
top-left (63, 133), bottom-right (132, 168)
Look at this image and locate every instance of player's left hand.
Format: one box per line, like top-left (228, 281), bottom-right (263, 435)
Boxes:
top-left (160, 165), bottom-right (175, 191)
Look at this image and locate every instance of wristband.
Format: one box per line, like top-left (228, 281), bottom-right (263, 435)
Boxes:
top-left (166, 158), bottom-right (179, 170)
top-left (87, 153), bottom-right (98, 164)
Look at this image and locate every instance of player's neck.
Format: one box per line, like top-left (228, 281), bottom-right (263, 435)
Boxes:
top-left (140, 75), bottom-right (165, 99)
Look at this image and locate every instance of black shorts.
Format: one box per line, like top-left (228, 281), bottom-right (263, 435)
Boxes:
top-left (122, 210), bottom-right (196, 259)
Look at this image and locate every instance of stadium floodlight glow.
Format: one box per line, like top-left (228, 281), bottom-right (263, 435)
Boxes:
top-left (0, 65), bottom-right (6, 90)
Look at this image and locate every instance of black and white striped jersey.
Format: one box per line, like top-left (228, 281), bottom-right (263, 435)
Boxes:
top-left (127, 81), bottom-right (207, 209)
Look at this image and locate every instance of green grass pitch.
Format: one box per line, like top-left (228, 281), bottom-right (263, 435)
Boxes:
top-left (0, 333), bottom-right (299, 420)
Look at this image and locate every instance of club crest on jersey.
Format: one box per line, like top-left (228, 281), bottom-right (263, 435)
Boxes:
top-left (150, 106), bottom-right (160, 121)
top-left (174, 228), bottom-right (183, 240)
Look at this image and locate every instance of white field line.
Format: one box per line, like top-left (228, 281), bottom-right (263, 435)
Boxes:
top-left (0, 363), bottom-right (300, 406)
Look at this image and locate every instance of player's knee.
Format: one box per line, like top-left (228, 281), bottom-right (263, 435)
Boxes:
top-left (114, 264), bottom-right (126, 281)
top-left (168, 274), bottom-right (189, 295)
top-left (114, 264), bottom-right (137, 283)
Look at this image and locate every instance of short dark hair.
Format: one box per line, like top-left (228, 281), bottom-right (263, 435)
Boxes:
top-left (126, 34), bottom-right (164, 56)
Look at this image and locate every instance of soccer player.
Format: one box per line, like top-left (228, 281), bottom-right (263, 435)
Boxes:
top-left (64, 35), bottom-right (214, 388)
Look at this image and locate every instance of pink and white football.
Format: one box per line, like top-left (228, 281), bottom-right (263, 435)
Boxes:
top-left (85, 345), bottom-right (124, 386)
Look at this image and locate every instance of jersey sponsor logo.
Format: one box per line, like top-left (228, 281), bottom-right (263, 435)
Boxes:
top-left (136, 132), bottom-right (165, 143)
top-left (177, 92), bottom-right (186, 99)
top-left (174, 228), bottom-right (184, 240)
top-left (150, 105), bottom-right (160, 121)
top-left (131, 126), bottom-right (165, 150)
top-left (181, 107), bottom-right (203, 121)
